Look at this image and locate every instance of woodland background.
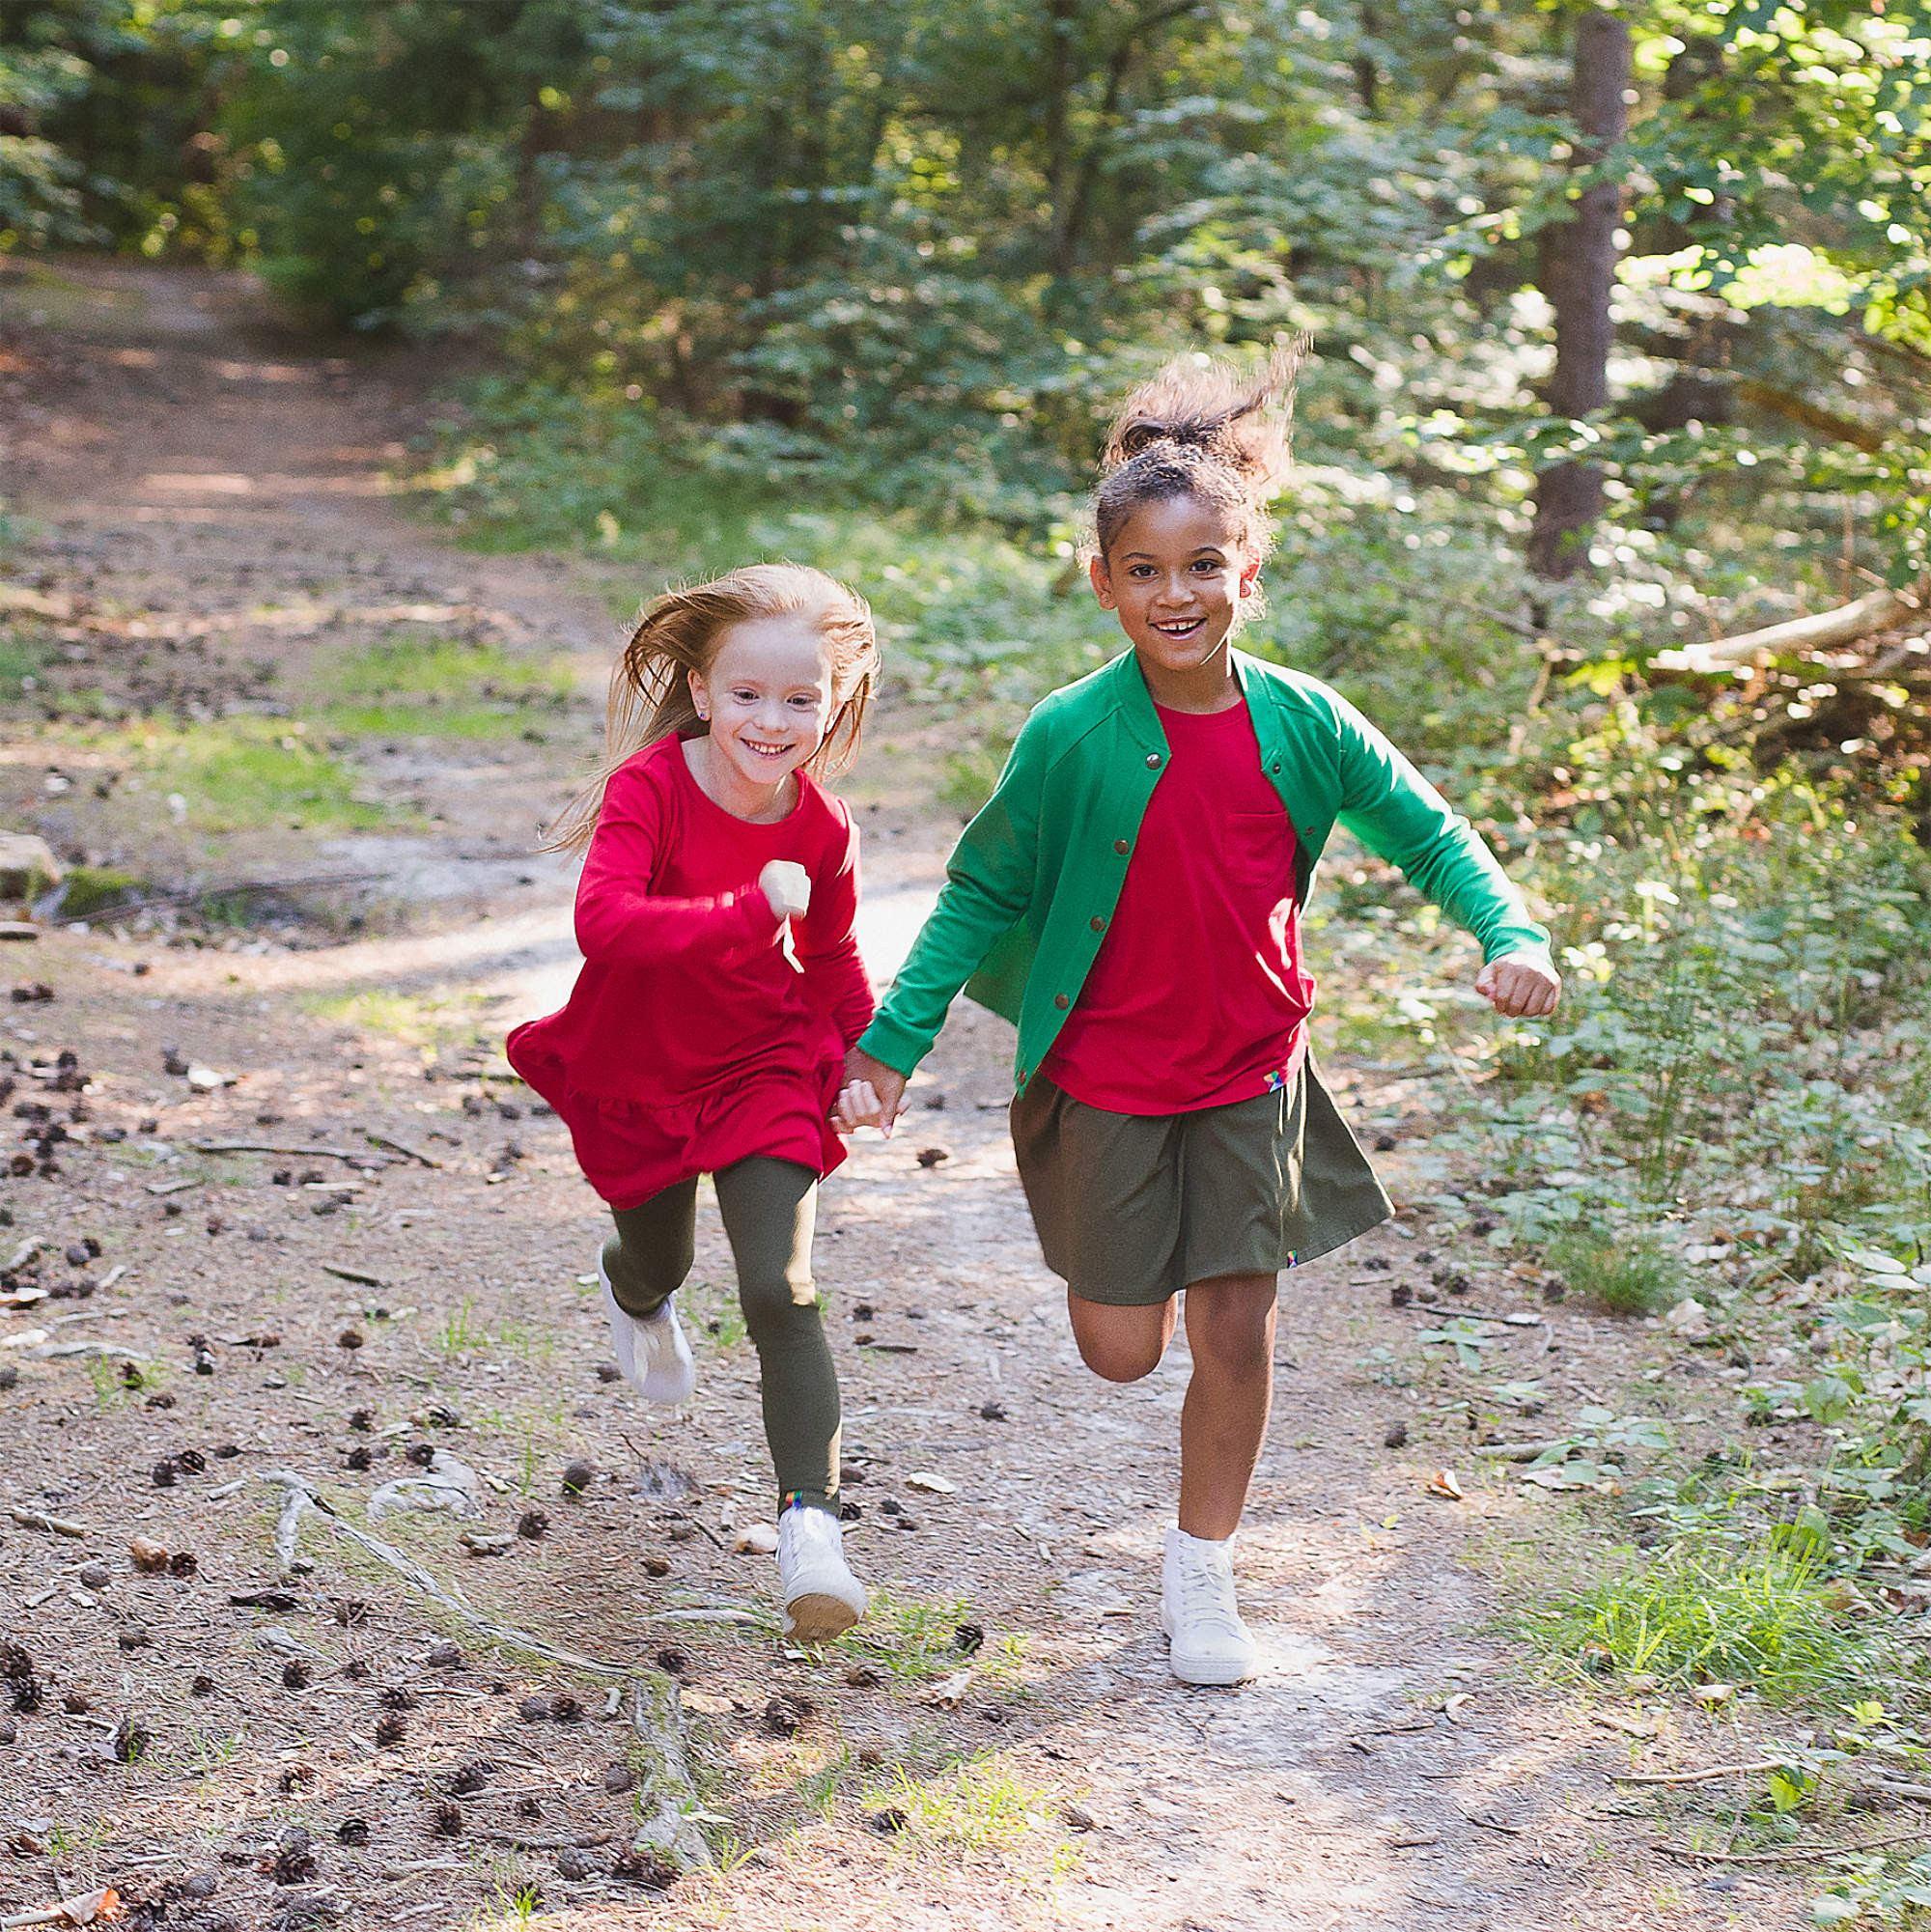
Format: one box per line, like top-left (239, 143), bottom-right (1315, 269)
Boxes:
top-left (6, 2), bottom-right (1931, 1920)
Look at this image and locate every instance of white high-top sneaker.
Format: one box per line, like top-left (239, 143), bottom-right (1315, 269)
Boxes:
top-left (1161, 1527), bottom-right (1259, 1686)
top-left (776, 1506), bottom-right (868, 1642)
top-left (597, 1258), bottom-right (696, 1407)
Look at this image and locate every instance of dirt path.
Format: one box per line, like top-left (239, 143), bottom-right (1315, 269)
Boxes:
top-left (1, 263), bottom-right (1790, 1931)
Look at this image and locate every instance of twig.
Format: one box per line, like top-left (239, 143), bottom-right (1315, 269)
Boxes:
top-left (192, 1141), bottom-right (387, 1164)
top-left (8, 1506), bottom-right (93, 1538)
top-left (1414, 1302), bottom-right (1543, 1325)
top-left (1473, 1441), bottom-right (1567, 1463)
top-left (1656, 1827), bottom-right (1931, 1865)
top-left (1870, 1778), bottom-right (1931, 1805)
top-left (1613, 1758), bottom-right (1785, 1787)
top-left (321, 1263), bottom-right (387, 1288)
top-left (258, 1471), bottom-right (633, 1677)
top-left (366, 1133), bottom-right (441, 1169)
top-left (145, 1177), bottom-right (203, 1196)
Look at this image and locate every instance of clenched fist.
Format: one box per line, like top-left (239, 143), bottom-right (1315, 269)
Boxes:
top-left (758, 859), bottom-right (811, 921)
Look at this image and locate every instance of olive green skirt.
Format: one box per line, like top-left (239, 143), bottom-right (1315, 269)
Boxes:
top-left (1009, 1062), bottom-right (1392, 1306)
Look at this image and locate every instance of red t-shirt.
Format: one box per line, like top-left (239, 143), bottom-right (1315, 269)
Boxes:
top-left (506, 735), bottom-right (874, 1204)
top-left (1039, 699), bottom-right (1312, 1114)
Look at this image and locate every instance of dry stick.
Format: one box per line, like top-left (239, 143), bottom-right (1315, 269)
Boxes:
top-left (192, 1141), bottom-right (390, 1164)
top-left (1413, 1302), bottom-right (1543, 1324)
top-left (260, 1470), bottom-right (632, 1678)
top-left (321, 1263), bottom-right (387, 1289)
top-left (1656, 1827), bottom-right (1931, 1866)
top-left (365, 1133), bottom-right (441, 1169)
top-left (7, 1506), bottom-right (92, 1538)
top-left (1613, 1759), bottom-right (1787, 1787)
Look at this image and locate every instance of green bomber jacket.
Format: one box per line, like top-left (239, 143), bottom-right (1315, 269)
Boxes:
top-left (859, 646), bottom-right (1552, 1097)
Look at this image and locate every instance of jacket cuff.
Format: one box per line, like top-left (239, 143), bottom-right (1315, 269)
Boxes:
top-left (1483, 933), bottom-right (1554, 967)
top-left (855, 1011), bottom-right (929, 1078)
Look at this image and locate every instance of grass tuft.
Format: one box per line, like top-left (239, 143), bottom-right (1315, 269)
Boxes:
top-left (1522, 1539), bottom-right (1876, 1702)
top-left (1547, 1227), bottom-right (1681, 1317)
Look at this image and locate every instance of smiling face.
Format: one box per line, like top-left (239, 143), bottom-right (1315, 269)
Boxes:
top-left (687, 611), bottom-right (838, 804)
top-left (1090, 492), bottom-right (1260, 699)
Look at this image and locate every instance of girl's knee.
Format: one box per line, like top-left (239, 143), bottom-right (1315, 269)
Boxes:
top-left (1075, 1330), bottom-right (1163, 1384)
top-left (1187, 1297), bottom-right (1275, 1380)
top-left (739, 1265), bottom-right (822, 1342)
top-left (602, 1230), bottom-right (691, 1312)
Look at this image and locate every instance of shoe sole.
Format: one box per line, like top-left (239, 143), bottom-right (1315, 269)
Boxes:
top-left (1161, 1613), bottom-right (1257, 1687)
top-left (784, 1592), bottom-right (861, 1643)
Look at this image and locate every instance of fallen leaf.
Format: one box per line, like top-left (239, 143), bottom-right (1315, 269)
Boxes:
top-left (733, 1522), bottom-right (778, 1555)
top-left (920, 1667), bottom-right (975, 1708)
top-left (1441, 1692), bottom-right (1474, 1722)
top-left (1692, 1681), bottom-right (1736, 1707)
top-left (185, 1066), bottom-right (239, 1091)
top-left (128, 1537), bottom-right (170, 1574)
top-left (906, 1471), bottom-right (958, 1496)
top-left (1424, 1469), bottom-right (1465, 1500)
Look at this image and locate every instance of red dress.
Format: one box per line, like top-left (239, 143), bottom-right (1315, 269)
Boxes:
top-left (1040, 699), bottom-right (1313, 1113)
top-left (506, 735), bottom-right (875, 1208)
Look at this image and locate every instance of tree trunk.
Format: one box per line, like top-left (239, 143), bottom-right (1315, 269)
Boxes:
top-left (1527, 8), bottom-right (1632, 580)
top-left (1043, 0), bottom-right (1078, 276)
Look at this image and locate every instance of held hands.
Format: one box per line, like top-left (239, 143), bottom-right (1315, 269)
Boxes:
top-left (759, 859), bottom-right (811, 921)
top-left (1474, 952), bottom-right (1562, 1020)
top-left (831, 1047), bottom-right (909, 1137)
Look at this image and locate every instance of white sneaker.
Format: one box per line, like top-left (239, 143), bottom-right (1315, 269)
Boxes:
top-left (1161, 1527), bottom-right (1259, 1686)
top-left (598, 1258), bottom-right (696, 1406)
top-left (776, 1506), bottom-right (868, 1642)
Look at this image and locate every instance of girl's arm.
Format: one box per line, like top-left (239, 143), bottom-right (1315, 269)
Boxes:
top-left (795, 817), bottom-right (875, 1049)
top-left (574, 768), bottom-right (779, 966)
top-left (1329, 693), bottom-right (1552, 964)
top-left (854, 716), bottom-right (1047, 1079)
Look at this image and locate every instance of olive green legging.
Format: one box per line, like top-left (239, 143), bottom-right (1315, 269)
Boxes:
top-left (602, 1157), bottom-right (839, 1516)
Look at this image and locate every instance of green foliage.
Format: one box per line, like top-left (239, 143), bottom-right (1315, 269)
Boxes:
top-left (1546, 1227), bottom-right (1679, 1317)
top-left (1523, 1537), bottom-right (1878, 1701)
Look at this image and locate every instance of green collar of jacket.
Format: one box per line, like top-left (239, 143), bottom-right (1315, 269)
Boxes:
top-left (860, 646), bottom-right (1551, 1093)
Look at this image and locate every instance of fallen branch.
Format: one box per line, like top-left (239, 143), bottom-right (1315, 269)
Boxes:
top-left (1472, 1441), bottom-right (1567, 1463)
top-left (1657, 1826), bottom-right (1931, 1865)
top-left (8, 1506), bottom-right (93, 1538)
top-left (365, 1133), bottom-right (441, 1169)
top-left (321, 1262), bottom-right (388, 1288)
top-left (631, 1678), bottom-right (713, 1868)
top-left (1653, 585), bottom-right (1922, 676)
top-left (1613, 1758), bottom-right (1786, 1787)
top-left (192, 1141), bottom-right (388, 1164)
top-left (1413, 1302), bottom-right (1543, 1325)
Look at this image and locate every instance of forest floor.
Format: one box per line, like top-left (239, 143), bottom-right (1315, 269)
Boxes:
top-left (0, 259), bottom-right (1820, 1931)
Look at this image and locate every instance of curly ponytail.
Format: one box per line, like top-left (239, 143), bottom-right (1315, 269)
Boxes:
top-left (1092, 337), bottom-right (1308, 565)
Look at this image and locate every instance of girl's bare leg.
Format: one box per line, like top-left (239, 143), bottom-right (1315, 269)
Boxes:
top-left (1177, 1274), bottom-right (1277, 1539)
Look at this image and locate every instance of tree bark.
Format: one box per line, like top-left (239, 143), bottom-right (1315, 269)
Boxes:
top-left (1528, 8), bottom-right (1632, 580)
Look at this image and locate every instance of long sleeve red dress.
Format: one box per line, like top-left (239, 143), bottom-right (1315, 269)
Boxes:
top-left (506, 734), bottom-right (875, 1210)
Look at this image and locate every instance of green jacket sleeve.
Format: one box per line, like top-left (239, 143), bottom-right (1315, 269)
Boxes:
top-left (1330, 692), bottom-right (1551, 963)
top-left (857, 716), bottom-right (1046, 1078)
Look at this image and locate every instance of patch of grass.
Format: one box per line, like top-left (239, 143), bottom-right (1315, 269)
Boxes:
top-left (1547, 1226), bottom-right (1681, 1316)
top-left (1521, 1538), bottom-right (1878, 1702)
top-left (61, 718), bottom-right (392, 834)
top-left (319, 633), bottom-right (574, 740)
top-left (839, 1589), bottom-right (985, 1683)
top-left (0, 629), bottom-right (48, 697)
top-left (865, 1752), bottom-right (1057, 1856)
top-left (300, 985), bottom-right (495, 1053)
top-left (437, 1300), bottom-right (490, 1354)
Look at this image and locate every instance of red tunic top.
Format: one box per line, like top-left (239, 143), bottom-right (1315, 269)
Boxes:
top-left (506, 735), bottom-right (874, 1208)
top-left (1039, 699), bottom-right (1312, 1115)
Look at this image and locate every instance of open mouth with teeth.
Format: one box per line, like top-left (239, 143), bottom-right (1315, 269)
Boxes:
top-left (740, 738), bottom-right (796, 761)
top-left (1149, 616), bottom-right (1207, 639)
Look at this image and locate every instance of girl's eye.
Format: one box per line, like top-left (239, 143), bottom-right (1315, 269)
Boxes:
top-left (1129, 565), bottom-right (1156, 578)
